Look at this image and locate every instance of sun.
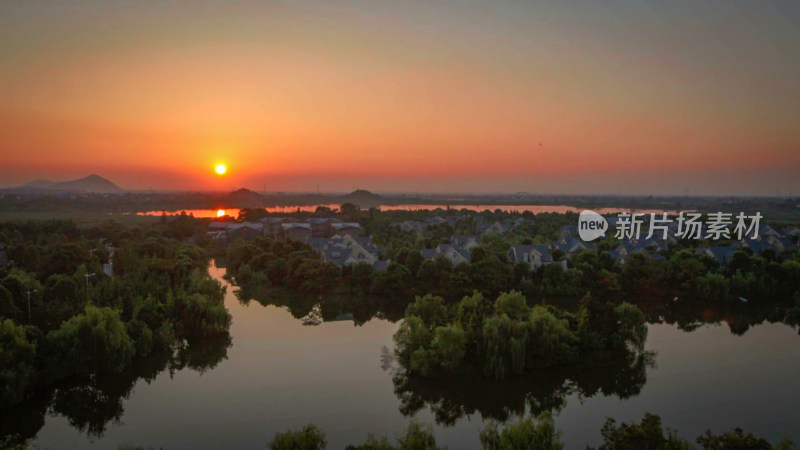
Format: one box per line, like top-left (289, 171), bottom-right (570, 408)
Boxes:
top-left (215, 164), bottom-right (227, 175)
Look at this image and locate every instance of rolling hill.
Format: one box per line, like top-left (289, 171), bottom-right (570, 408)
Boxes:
top-left (17, 174), bottom-right (124, 193)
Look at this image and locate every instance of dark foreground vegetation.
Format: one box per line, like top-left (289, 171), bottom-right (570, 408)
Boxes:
top-left (0, 220), bottom-right (231, 435)
top-left (264, 412), bottom-right (797, 450)
top-left (224, 205), bottom-right (800, 334)
top-left (392, 291), bottom-right (647, 380)
top-left (2, 204), bottom-right (799, 448)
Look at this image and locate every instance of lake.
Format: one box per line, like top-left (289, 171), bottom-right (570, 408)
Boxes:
top-left (27, 261), bottom-right (800, 449)
top-left (138, 204), bottom-right (677, 219)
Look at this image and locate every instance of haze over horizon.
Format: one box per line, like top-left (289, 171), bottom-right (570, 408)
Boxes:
top-left (2, 1), bottom-right (799, 195)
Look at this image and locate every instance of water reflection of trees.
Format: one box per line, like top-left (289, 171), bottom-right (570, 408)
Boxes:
top-left (636, 293), bottom-right (799, 336)
top-left (234, 279), bottom-right (800, 337)
top-left (0, 334), bottom-right (231, 444)
top-left (388, 349), bottom-right (655, 426)
top-left (234, 282), bottom-right (410, 325)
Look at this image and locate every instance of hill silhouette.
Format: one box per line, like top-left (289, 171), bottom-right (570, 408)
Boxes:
top-left (226, 188), bottom-right (266, 206)
top-left (339, 189), bottom-right (382, 207)
top-left (18, 174), bottom-right (124, 193)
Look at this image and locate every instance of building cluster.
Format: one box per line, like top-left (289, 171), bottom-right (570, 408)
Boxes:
top-left (208, 217), bottom-right (364, 242)
top-left (558, 222), bottom-right (800, 266)
top-left (208, 217), bottom-right (388, 270)
top-left (391, 215), bottom-right (533, 235)
top-left (307, 236), bottom-right (389, 271)
top-left (208, 214), bottom-right (800, 273)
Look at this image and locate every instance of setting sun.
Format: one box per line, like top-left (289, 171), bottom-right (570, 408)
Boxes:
top-left (215, 164), bottom-right (226, 175)
top-left (216, 209), bottom-right (225, 217)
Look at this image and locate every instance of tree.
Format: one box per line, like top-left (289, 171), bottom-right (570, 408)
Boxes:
top-left (268, 424), bottom-right (326, 450)
top-left (290, 259), bottom-right (340, 294)
top-left (346, 421), bottom-right (444, 450)
top-left (394, 316), bottom-right (432, 370)
top-left (596, 413), bottom-right (694, 450)
top-left (395, 421), bottom-right (443, 450)
top-left (613, 302), bottom-right (648, 352)
top-left (44, 305), bottom-right (135, 380)
top-left (0, 319), bottom-right (36, 409)
top-left (696, 428), bottom-right (772, 450)
top-left (405, 294), bottom-right (447, 328)
top-left (526, 306), bottom-right (577, 368)
top-left (480, 412), bottom-right (564, 450)
top-left (41, 273), bottom-right (84, 330)
top-left (494, 291), bottom-right (529, 320)
top-left (340, 202), bottom-right (362, 220)
top-left (0, 285), bottom-right (21, 322)
top-left (431, 324), bottom-right (466, 375)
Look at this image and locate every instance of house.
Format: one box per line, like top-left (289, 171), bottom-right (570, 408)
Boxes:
top-left (310, 236), bottom-right (385, 269)
top-left (740, 238), bottom-right (771, 255)
top-left (392, 220), bottom-right (428, 233)
top-left (425, 216), bottom-right (448, 226)
top-left (480, 221), bottom-right (507, 235)
top-left (609, 247), bottom-right (629, 264)
top-left (307, 217), bottom-right (336, 238)
top-left (607, 244), bottom-right (649, 265)
top-left (208, 221), bottom-right (233, 231)
top-left (761, 224), bottom-right (784, 238)
top-left (420, 248), bottom-right (438, 260)
top-left (559, 225), bottom-right (578, 238)
top-left (508, 245), bottom-right (565, 270)
top-left (699, 246), bottom-right (737, 265)
top-left (260, 217), bottom-right (286, 237)
top-left (437, 244), bottom-right (471, 265)
top-left (552, 236), bottom-right (592, 253)
top-left (306, 237), bottom-right (331, 254)
top-left (372, 260), bottom-right (390, 271)
top-left (784, 226), bottom-right (800, 238)
top-left (322, 245), bottom-right (378, 267)
top-left (766, 235), bottom-right (794, 252)
top-left (451, 235), bottom-right (480, 250)
top-left (282, 223), bottom-right (312, 241)
top-left (420, 243), bottom-right (471, 265)
top-left (332, 222), bottom-right (363, 236)
top-left (226, 222), bottom-right (264, 241)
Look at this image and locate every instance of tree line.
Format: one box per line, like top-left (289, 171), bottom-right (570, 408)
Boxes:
top-left (264, 412), bottom-right (797, 450)
top-left (392, 291), bottom-right (647, 381)
top-left (0, 220), bottom-right (231, 414)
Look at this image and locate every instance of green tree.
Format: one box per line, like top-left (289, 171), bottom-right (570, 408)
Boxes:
top-left (613, 302), bottom-right (648, 352)
top-left (431, 324), bottom-right (466, 375)
top-left (406, 294), bottom-right (447, 328)
top-left (480, 412), bottom-right (564, 450)
top-left (597, 413), bottom-right (694, 450)
top-left (696, 428), bottom-right (772, 450)
top-left (0, 319), bottom-right (36, 409)
top-left (268, 424), bottom-right (327, 450)
top-left (394, 315), bottom-right (432, 370)
top-left (396, 421), bottom-right (443, 450)
top-left (526, 306), bottom-right (577, 368)
top-left (44, 305), bottom-right (135, 380)
top-left (494, 291), bottom-right (529, 320)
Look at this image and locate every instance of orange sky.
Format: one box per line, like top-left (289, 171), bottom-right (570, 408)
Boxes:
top-left (1, 1), bottom-right (799, 194)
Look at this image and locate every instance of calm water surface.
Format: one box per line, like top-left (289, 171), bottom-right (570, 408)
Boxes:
top-left (137, 204), bottom-right (679, 218)
top-left (30, 261), bottom-right (800, 449)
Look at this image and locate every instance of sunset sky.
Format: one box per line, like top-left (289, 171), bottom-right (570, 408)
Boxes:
top-left (1, 0), bottom-right (799, 194)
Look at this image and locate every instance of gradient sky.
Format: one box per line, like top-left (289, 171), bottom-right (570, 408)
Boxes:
top-left (1, 0), bottom-right (799, 194)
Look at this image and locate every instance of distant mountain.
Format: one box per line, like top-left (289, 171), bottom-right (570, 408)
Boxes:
top-left (339, 189), bottom-right (382, 207)
top-left (226, 188), bottom-right (266, 206)
top-left (18, 174), bottom-right (124, 193)
top-left (19, 179), bottom-right (56, 190)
